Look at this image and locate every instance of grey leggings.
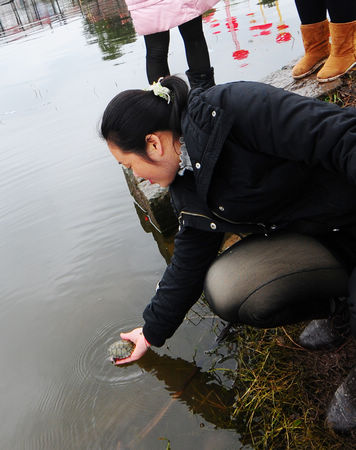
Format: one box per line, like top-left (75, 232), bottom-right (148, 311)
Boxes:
top-left (204, 232), bottom-right (352, 331)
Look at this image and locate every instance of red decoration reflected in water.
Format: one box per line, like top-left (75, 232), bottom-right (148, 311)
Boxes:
top-left (233, 49), bottom-right (249, 60)
top-left (202, 9), bottom-right (216, 23)
top-left (226, 16), bottom-right (238, 32)
top-left (225, 0), bottom-right (248, 63)
top-left (277, 24), bottom-right (289, 30)
top-left (276, 32), bottom-right (292, 43)
top-left (249, 23), bottom-right (272, 31)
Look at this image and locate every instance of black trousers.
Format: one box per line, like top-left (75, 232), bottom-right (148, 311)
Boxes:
top-left (295, 0), bottom-right (356, 24)
top-left (204, 231), bottom-right (356, 338)
top-left (143, 16), bottom-right (211, 84)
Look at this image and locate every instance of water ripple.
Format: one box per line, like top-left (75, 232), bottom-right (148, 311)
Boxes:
top-left (23, 321), bottom-right (146, 450)
top-left (73, 321), bottom-right (144, 387)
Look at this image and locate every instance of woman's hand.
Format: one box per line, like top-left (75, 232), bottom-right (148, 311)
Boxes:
top-left (111, 327), bottom-right (151, 365)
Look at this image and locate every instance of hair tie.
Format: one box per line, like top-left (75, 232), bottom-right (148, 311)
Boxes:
top-left (145, 77), bottom-right (171, 104)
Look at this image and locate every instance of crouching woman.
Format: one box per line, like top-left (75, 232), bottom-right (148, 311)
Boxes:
top-left (100, 76), bottom-right (356, 432)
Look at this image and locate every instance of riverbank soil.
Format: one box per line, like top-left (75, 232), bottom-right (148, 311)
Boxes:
top-left (219, 324), bottom-right (356, 449)
top-left (217, 71), bottom-right (356, 449)
top-left (322, 71), bottom-right (356, 107)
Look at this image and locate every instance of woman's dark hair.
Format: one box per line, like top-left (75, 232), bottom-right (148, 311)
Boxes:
top-left (100, 75), bottom-right (189, 158)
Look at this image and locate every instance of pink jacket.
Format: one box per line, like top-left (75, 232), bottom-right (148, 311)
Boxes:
top-left (125, 0), bottom-right (220, 35)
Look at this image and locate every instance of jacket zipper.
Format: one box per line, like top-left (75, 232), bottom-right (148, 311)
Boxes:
top-left (179, 211), bottom-right (213, 221)
top-left (179, 210), bottom-right (269, 236)
top-left (212, 211), bottom-right (269, 236)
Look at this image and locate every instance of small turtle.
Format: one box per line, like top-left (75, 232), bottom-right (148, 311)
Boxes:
top-left (108, 340), bottom-right (135, 360)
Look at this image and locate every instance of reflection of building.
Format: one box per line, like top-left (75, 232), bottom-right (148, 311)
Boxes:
top-left (0, 0), bottom-right (137, 61)
top-left (0, 0), bottom-right (72, 40)
top-left (81, 0), bottom-right (129, 22)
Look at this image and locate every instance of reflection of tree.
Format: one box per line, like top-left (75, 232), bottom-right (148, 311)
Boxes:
top-left (83, 14), bottom-right (136, 60)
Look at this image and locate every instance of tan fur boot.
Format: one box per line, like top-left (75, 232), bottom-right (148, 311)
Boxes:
top-left (317, 21), bottom-right (356, 83)
top-left (292, 20), bottom-right (330, 79)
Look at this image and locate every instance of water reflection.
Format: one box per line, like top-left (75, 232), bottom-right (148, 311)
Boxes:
top-left (20, 316), bottom-right (242, 450)
top-left (0, 0), bottom-right (297, 68)
top-left (202, 0), bottom-right (293, 68)
top-left (136, 351), bottom-right (238, 435)
top-left (275, 1), bottom-right (292, 44)
top-left (0, 0), bottom-right (67, 40)
top-left (74, 321), bottom-right (145, 387)
top-left (82, 0), bottom-right (137, 60)
top-left (1, 0), bottom-right (303, 448)
top-left (224, 0), bottom-right (249, 61)
top-left (134, 203), bottom-right (176, 265)
top-left (0, 0), bottom-right (136, 58)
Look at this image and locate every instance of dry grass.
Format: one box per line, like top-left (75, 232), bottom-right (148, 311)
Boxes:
top-left (210, 323), bottom-right (356, 449)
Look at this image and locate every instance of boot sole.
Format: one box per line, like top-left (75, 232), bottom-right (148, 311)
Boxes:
top-left (317, 61), bottom-right (356, 83)
top-left (292, 58), bottom-right (328, 80)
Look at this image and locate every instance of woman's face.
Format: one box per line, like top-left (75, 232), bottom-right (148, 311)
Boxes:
top-left (107, 131), bottom-right (180, 188)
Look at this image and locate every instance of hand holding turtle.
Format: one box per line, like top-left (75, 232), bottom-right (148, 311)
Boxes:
top-left (112, 327), bottom-right (151, 365)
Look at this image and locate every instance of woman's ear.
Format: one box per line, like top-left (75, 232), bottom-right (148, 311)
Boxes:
top-left (145, 134), bottom-right (163, 160)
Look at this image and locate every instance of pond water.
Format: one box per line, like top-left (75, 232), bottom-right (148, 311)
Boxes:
top-left (0, 0), bottom-right (303, 448)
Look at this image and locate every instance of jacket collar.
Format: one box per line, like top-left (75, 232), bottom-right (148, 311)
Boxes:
top-left (181, 88), bottom-right (234, 203)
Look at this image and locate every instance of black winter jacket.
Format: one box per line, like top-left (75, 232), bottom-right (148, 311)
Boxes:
top-left (142, 81), bottom-right (356, 347)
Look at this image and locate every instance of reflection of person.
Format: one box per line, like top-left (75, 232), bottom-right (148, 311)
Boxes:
top-left (101, 76), bottom-right (356, 432)
top-left (292, 0), bottom-right (356, 82)
top-left (137, 351), bottom-right (236, 430)
top-left (125, 0), bottom-right (218, 89)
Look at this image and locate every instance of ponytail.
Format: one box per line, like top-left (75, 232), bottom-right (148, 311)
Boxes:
top-left (100, 76), bottom-right (189, 158)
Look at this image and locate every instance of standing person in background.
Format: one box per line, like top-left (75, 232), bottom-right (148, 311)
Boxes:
top-left (124, 0), bottom-right (219, 89)
top-left (292, 0), bottom-right (356, 82)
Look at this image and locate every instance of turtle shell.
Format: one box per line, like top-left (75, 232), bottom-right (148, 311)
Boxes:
top-left (108, 340), bottom-right (135, 359)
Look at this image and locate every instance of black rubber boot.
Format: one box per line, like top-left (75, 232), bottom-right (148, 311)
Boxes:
top-left (326, 366), bottom-right (356, 433)
top-left (299, 297), bottom-right (350, 350)
top-left (185, 67), bottom-right (215, 90)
